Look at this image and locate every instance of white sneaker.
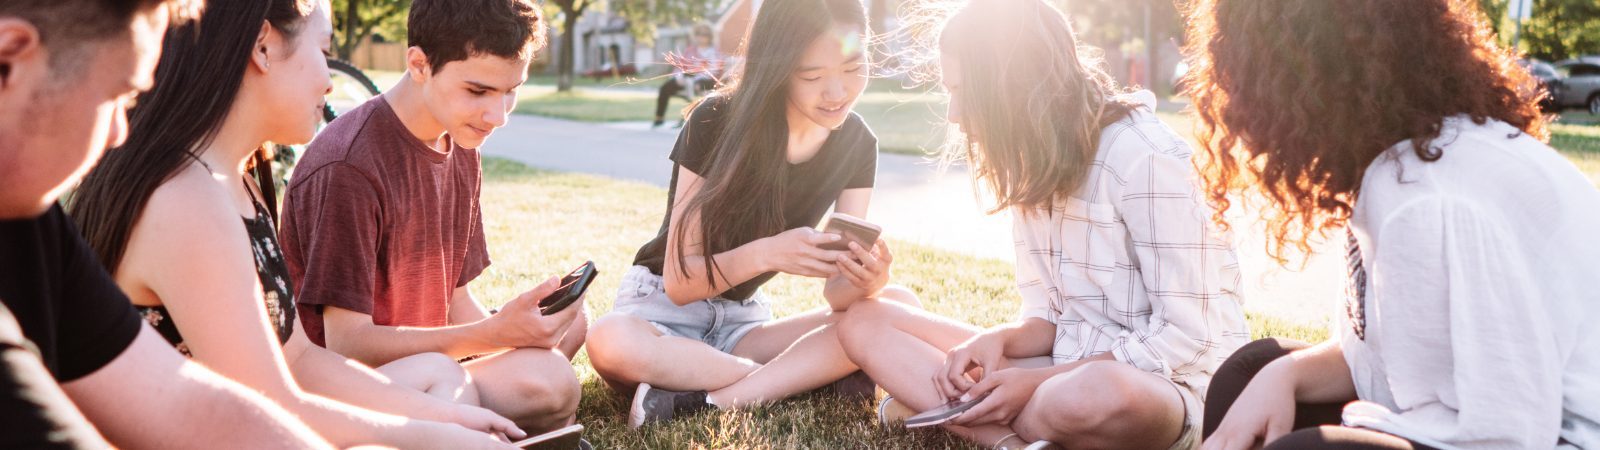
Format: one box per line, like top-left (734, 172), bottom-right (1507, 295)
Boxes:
top-left (876, 395), bottom-right (916, 426)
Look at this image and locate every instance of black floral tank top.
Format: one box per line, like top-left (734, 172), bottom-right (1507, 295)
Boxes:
top-left (136, 179), bottom-right (295, 356)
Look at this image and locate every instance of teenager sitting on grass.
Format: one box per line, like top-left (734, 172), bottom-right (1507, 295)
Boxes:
top-left (68, 0), bottom-right (522, 447)
top-left (0, 0), bottom-right (331, 447)
top-left (585, 0), bottom-right (918, 428)
top-left (1188, 0), bottom-right (1600, 449)
top-left (277, 0), bottom-right (587, 436)
top-left (837, 0), bottom-right (1248, 449)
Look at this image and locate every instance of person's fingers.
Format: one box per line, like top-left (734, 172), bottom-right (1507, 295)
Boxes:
top-left (876, 239), bottom-right (894, 264)
top-left (935, 358), bottom-right (963, 400)
top-left (849, 242), bottom-right (884, 274)
top-left (944, 353), bottom-right (975, 394)
top-left (508, 276), bottom-right (560, 311)
top-left (805, 229), bottom-right (842, 245)
top-left (836, 253), bottom-right (873, 280)
top-left (836, 260), bottom-right (869, 286)
top-left (962, 376), bottom-right (999, 402)
top-left (801, 258), bottom-right (840, 277)
top-left (951, 395), bottom-right (1000, 426)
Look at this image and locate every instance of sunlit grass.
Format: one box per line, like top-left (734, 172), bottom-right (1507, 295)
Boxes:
top-left (469, 157), bottom-right (1322, 448)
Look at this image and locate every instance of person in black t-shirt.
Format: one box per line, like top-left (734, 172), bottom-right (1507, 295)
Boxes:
top-left (0, 0), bottom-right (330, 447)
top-left (585, 0), bottom-right (921, 428)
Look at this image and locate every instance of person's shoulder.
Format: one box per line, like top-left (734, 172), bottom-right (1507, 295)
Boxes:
top-left (138, 170), bottom-right (254, 258)
top-left (685, 94), bottom-right (732, 125)
top-left (836, 110), bottom-right (879, 152)
top-left (296, 97), bottom-right (392, 176)
top-left (1096, 106), bottom-right (1191, 171)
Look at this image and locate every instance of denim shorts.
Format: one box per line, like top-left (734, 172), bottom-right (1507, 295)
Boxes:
top-left (611, 265), bottom-right (773, 353)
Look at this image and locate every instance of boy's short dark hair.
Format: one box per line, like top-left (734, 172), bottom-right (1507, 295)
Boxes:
top-left (0, 0), bottom-right (196, 69)
top-left (408, 0), bottom-right (546, 74)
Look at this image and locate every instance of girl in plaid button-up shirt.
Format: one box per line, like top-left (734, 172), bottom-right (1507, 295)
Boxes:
top-left (836, 1), bottom-right (1247, 449)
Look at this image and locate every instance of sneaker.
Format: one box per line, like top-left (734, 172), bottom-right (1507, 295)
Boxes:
top-left (651, 118), bottom-right (665, 128)
top-left (877, 395), bottom-right (916, 426)
top-left (825, 370), bottom-right (876, 400)
top-left (627, 383), bottom-right (711, 429)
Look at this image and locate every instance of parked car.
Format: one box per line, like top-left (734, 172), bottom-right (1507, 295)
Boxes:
top-left (1520, 58), bottom-right (1560, 112)
top-left (1552, 57), bottom-right (1600, 115)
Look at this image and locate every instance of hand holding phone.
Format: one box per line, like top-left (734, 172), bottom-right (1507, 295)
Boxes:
top-left (903, 394), bottom-right (990, 428)
top-left (819, 213), bottom-right (882, 252)
top-left (538, 261), bottom-right (597, 316)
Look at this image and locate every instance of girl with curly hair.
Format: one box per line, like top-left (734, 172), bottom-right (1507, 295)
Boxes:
top-left (1188, 0), bottom-right (1600, 449)
top-left (837, 0), bottom-right (1248, 448)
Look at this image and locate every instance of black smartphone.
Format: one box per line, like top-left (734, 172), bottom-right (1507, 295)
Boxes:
top-left (819, 213), bottom-right (883, 252)
top-left (539, 261), bottom-right (597, 315)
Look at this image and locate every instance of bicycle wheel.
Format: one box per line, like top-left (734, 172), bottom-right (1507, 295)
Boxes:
top-left (324, 58), bottom-right (381, 122)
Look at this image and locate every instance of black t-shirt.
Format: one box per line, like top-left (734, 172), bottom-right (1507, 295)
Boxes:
top-left (0, 303), bottom-right (104, 448)
top-left (0, 205), bottom-right (142, 381)
top-left (632, 96), bottom-right (879, 300)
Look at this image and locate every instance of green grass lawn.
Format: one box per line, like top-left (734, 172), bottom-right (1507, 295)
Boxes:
top-left (468, 157), bottom-right (1323, 449)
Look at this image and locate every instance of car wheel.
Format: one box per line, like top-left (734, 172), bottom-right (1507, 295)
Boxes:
top-left (1591, 95), bottom-right (1600, 115)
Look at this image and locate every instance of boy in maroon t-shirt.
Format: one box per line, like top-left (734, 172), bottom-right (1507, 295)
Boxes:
top-left (278, 0), bottom-right (585, 432)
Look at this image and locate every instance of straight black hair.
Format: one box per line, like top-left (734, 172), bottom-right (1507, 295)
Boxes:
top-left (671, 0), bottom-right (870, 286)
top-left (69, 0), bottom-right (312, 271)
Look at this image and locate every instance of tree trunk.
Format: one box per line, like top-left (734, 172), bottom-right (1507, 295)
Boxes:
top-left (558, 8), bottom-right (581, 92)
top-left (339, 0), bottom-right (362, 60)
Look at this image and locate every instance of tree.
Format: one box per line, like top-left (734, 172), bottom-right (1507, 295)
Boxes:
top-left (544, 0), bottom-right (721, 92)
top-left (330, 0), bottom-right (411, 61)
top-left (1479, 0), bottom-right (1600, 61)
top-left (1060, 0), bottom-right (1184, 96)
top-left (544, 0), bottom-right (593, 92)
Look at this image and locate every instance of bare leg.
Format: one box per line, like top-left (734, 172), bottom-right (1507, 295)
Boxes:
top-left (1012, 361), bottom-right (1187, 450)
top-left (556, 308), bottom-right (588, 361)
top-left (587, 314), bottom-right (761, 392)
top-left (373, 352), bottom-right (479, 406)
top-left (462, 348), bottom-right (581, 432)
top-left (706, 287), bottom-right (921, 407)
top-left (836, 298), bottom-right (1029, 447)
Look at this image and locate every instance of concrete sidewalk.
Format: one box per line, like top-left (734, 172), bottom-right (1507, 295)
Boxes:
top-left (479, 113), bottom-right (1344, 327)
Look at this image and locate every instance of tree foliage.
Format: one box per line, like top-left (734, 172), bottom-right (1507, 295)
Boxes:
top-left (330, 0), bottom-right (411, 61)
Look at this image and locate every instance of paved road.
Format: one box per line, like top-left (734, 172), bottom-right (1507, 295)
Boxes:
top-left (479, 114), bottom-right (1345, 327)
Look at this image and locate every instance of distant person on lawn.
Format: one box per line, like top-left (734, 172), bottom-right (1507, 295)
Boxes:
top-left (1188, 0), bottom-right (1600, 449)
top-left (278, 0), bottom-right (586, 434)
top-left (652, 23), bottom-right (724, 128)
top-left (837, 0), bottom-right (1248, 449)
top-left (585, 0), bottom-right (918, 429)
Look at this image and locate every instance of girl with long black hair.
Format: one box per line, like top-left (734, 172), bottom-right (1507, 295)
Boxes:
top-left (585, 0), bottom-right (917, 428)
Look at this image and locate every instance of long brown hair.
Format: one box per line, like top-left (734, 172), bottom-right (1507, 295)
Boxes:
top-left (670, 0), bottom-right (870, 286)
top-left (922, 0), bottom-right (1136, 214)
top-left (1184, 0), bottom-right (1548, 263)
top-left (69, 0), bottom-right (314, 271)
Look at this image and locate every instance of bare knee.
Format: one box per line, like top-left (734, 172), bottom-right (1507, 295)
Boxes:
top-left (506, 354), bottom-right (581, 430)
top-left (836, 297), bottom-right (908, 352)
top-left (585, 314), bottom-right (654, 384)
top-left (875, 285), bottom-right (922, 309)
top-left (1015, 361), bottom-right (1145, 444)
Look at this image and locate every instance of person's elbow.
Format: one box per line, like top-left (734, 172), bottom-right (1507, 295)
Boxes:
top-left (321, 310), bottom-right (382, 365)
top-left (661, 281), bottom-right (703, 306)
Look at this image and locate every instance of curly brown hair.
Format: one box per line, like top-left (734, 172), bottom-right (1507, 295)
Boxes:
top-left (1184, 0), bottom-right (1548, 263)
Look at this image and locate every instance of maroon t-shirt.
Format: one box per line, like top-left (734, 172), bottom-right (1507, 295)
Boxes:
top-left (279, 96), bottom-right (490, 346)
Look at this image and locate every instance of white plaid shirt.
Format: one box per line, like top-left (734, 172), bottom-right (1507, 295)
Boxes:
top-left (1013, 91), bottom-right (1248, 395)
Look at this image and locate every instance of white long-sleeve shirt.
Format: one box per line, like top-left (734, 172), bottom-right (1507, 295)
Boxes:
top-left (1013, 91), bottom-right (1249, 397)
top-left (1341, 116), bottom-right (1600, 449)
